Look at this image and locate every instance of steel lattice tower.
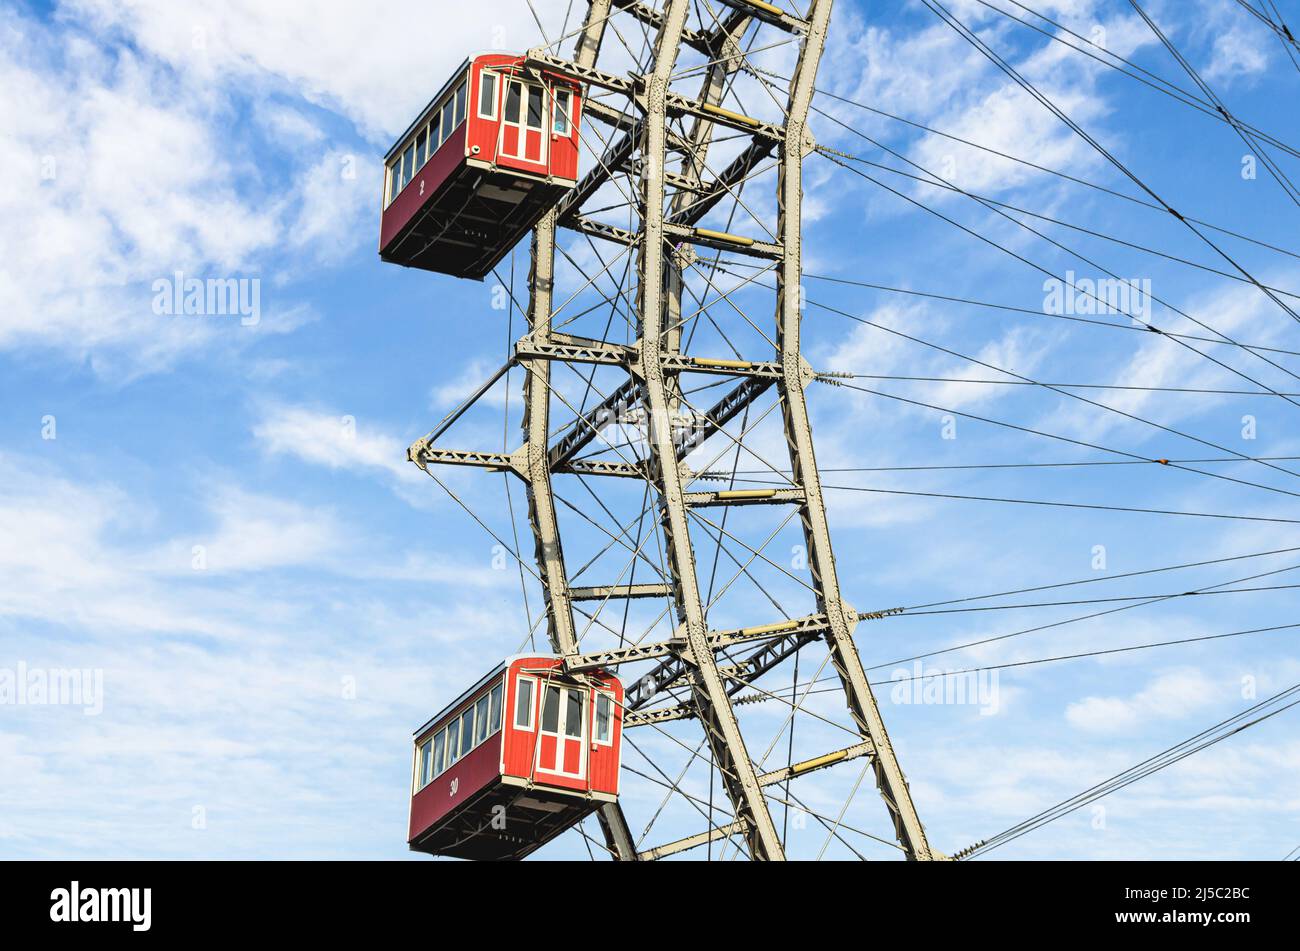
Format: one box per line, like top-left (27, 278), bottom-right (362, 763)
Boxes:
top-left (411, 0), bottom-right (938, 860)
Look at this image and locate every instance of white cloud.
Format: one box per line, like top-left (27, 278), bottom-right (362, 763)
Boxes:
top-left (1065, 668), bottom-right (1224, 733)
top-left (430, 357), bottom-right (510, 411)
top-left (147, 486), bottom-right (345, 575)
top-left (0, 2), bottom-right (425, 376)
top-left (1037, 267), bottom-right (1300, 446)
top-left (1203, 16), bottom-right (1271, 84)
top-left (66, 0), bottom-right (574, 137)
top-left (253, 404), bottom-right (421, 484)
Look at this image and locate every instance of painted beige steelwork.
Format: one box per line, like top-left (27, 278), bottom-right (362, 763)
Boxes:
top-left (410, 0), bottom-right (936, 860)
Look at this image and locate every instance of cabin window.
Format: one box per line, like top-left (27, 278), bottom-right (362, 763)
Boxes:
top-left (440, 100), bottom-right (455, 143)
top-left (418, 739), bottom-right (433, 788)
top-left (565, 689), bottom-right (583, 738)
top-left (455, 81), bottom-right (467, 127)
top-left (444, 719), bottom-right (460, 767)
top-left (401, 143), bottom-right (415, 189)
top-left (478, 72), bottom-right (498, 119)
top-left (504, 81), bottom-right (522, 125)
top-left (594, 692), bottom-right (613, 745)
top-left (459, 706), bottom-right (476, 756)
top-left (415, 128), bottom-right (427, 168)
top-left (526, 85), bottom-right (544, 130)
top-left (490, 682), bottom-right (504, 733)
top-left (428, 112), bottom-right (441, 154)
top-left (541, 685), bottom-right (561, 733)
top-left (387, 160), bottom-right (401, 205)
top-left (474, 695), bottom-right (490, 744)
top-left (515, 677), bottom-right (536, 730)
top-left (553, 90), bottom-right (571, 135)
top-left (432, 730), bottom-right (446, 777)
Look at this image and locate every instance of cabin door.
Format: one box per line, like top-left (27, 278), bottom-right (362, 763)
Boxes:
top-left (536, 684), bottom-right (587, 780)
top-left (501, 79), bottom-right (548, 166)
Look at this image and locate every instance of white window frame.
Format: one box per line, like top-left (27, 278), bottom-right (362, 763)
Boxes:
top-left (440, 99), bottom-right (456, 146)
top-left (474, 694), bottom-right (490, 745)
top-left (478, 71), bottom-right (499, 121)
top-left (500, 79), bottom-right (547, 163)
top-left (593, 691), bottom-right (614, 746)
top-left (432, 729), bottom-right (446, 778)
top-left (458, 707), bottom-right (476, 758)
top-left (535, 684), bottom-right (588, 779)
top-left (386, 161), bottom-right (398, 208)
top-left (443, 720), bottom-right (460, 768)
top-left (514, 675), bottom-right (537, 731)
top-left (524, 84), bottom-right (546, 132)
top-left (553, 89), bottom-right (572, 136)
top-left (401, 143), bottom-right (415, 189)
top-left (489, 681), bottom-right (504, 734)
top-left (415, 738), bottom-right (432, 792)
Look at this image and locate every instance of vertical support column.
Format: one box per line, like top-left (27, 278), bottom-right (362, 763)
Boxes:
top-left (774, 0), bottom-right (934, 860)
top-left (523, 211), bottom-right (576, 654)
top-left (521, 0), bottom-right (637, 861)
top-left (638, 0), bottom-right (786, 861)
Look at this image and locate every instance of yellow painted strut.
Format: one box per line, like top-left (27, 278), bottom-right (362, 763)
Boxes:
top-left (700, 102), bottom-right (762, 129)
top-left (694, 227), bottom-right (756, 247)
top-left (716, 488), bottom-right (778, 500)
top-left (693, 356), bottom-right (754, 369)
top-left (737, 618), bottom-right (800, 637)
top-left (789, 748), bottom-right (849, 776)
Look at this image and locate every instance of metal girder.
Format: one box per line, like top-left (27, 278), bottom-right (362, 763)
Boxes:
top-left (665, 222), bottom-right (784, 258)
top-left (662, 354), bottom-right (784, 376)
top-left (613, 0), bottom-right (718, 54)
top-left (758, 742), bottom-right (876, 787)
top-left (770, 0), bottom-right (935, 860)
top-left (519, 0), bottom-right (639, 863)
top-left (409, 443), bottom-right (520, 475)
top-left (638, 820), bottom-right (748, 860)
top-left (410, 0), bottom-right (937, 863)
top-left (515, 335), bottom-right (635, 368)
top-left (684, 487), bottom-right (806, 507)
top-left (714, 0), bottom-right (807, 32)
top-left (566, 612), bottom-right (831, 673)
top-left (548, 377), bottom-right (641, 470)
top-left (562, 215), bottom-right (639, 246)
top-left (569, 582), bottom-right (673, 601)
top-left (634, 0), bottom-right (787, 861)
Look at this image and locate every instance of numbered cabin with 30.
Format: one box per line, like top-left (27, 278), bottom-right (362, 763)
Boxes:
top-left (408, 654), bottom-right (623, 860)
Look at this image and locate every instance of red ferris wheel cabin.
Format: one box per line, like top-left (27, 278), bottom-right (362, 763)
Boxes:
top-left (408, 655), bottom-right (623, 860)
top-left (379, 53), bottom-right (583, 280)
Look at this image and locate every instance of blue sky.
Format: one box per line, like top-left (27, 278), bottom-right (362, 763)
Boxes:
top-left (2, 0), bottom-right (1298, 860)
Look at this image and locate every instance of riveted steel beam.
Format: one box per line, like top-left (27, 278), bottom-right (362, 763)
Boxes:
top-left (772, 0), bottom-right (934, 860)
top-left (521, 0), bottom-right (638, 863)
top-left (632, 0), bottom-right (787, 862)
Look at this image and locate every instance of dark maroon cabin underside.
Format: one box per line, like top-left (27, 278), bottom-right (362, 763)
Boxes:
top-left (409, 780), bottom-right (600, 861)
top-left (380, 165), bottom-right (570, 281)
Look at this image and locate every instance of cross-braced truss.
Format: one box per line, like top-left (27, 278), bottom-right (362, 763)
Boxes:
top-left (410, 0), bottom-right (939, 860)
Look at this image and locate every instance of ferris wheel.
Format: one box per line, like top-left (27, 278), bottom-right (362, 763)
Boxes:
top-left (381, 0), bottom-right (1300, 861)
top-left (383, 0), bottom-right (937, 862)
